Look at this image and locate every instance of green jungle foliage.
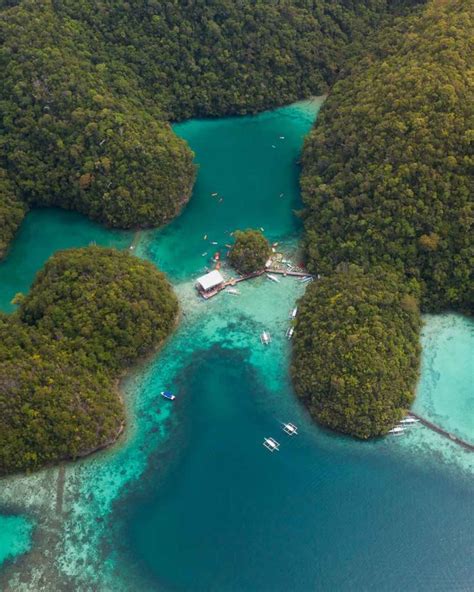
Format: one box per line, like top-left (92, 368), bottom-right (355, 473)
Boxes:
top-left (1, 0), bottom-right (465, 450)
top-left (0, 247), bottom-right (178, 475)
top-left (0, 0), bottom-right (399, 256)
top-left (301, 0), bottom-right (473, 312)
top-left (229, 229), bottom-right (272, 275)
top-left (291, 267), bottom-right (421, 438)
top-left (0, 0), bottom-right (195, 252)
top-left (0, 168), bottom-right (26, 259)
top-left (61, 0), bottom-right (392, 120)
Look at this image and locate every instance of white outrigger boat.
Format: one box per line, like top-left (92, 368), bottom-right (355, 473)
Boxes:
top-left (266, 273), bottom-right (280, 283)
top-left (286, 326), bottom-right (294, 339)
top-left (290, 307), bottom-right (298, 319)
top-left (282, 422), bottom-right (298, 436)
top-left (263, 437), bottom-right (280, 452)
top-left (388, 426), bottom-right (405, 435)
top-left (226, 287), bottom-right (240, 295)
top-left (300, 276), bottom-right (313, 283)
top-left (261, 331), bottom-right (271, 345)
top-left (400, 417), bottom-right (419, 425)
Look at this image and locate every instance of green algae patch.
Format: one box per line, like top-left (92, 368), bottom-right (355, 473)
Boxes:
top-left (291, 267), bottom-right (422, 438)
top-left (0, 247), bottom-right (178, 476)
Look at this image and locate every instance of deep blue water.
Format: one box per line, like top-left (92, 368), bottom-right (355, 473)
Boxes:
top-left (122, 347), bottom-right (473, 591)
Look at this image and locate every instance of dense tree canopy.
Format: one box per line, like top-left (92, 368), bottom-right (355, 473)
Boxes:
top-left (294, 0), bottom-right (472, 437)
top-left (229, 229), bottom-right (271, 275)
top-left (0, 0), bottom-right (402, 257)
top-left (301, 0), bottom-right (473, 312)
top-left (0, 168), bottom-right (26, 259)
top-left (291, 267), bottom-right (421, 438)
top-left (0, 1), bottom-right (195, 247)
top-left (0, 247), bottom-right (178, 475)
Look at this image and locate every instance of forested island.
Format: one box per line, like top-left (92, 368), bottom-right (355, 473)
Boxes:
top-left (0, 0), bottom-right (471, 467)
top-left (301, 0), bottom-right (473, 312)
top-left (293, 0), bottom-right (472, 437)
top-left (0, 247), bottom-right (178, 475)
top-left (291, 268), bottom-right (421, 438)
top-left (229, 230), bottom-right (271, 275)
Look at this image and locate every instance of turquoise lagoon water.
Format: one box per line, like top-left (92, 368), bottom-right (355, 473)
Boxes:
top-left (0, 99), bottom-right (473, 591)
top-left (0, 208), bottom-right (131, 312)
top-left (0, 516), bottom-right (33, 568)
top-left (138, 100), bottom-right (317, 280)
top-left (415, 314), bottom-right (473, 442)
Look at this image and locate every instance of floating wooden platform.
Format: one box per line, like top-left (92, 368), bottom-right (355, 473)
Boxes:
top-left (408, 412), bottom-right (474, 452)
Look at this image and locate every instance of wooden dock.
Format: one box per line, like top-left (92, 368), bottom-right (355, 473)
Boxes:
top-left (198, 268), bottom-right (313, 299)
top-left (408, 412), bottom-right (474, 452)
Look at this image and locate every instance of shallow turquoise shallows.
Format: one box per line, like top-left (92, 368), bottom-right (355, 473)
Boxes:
top-left (0, 100), bottom-right (472, 591)
top-left (415, 314), bottom-right (474, 442)
top-left (0, 516), bottom-right (33, 568)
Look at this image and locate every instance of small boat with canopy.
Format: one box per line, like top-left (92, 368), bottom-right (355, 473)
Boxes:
top-left (161, 391), bottom-right (176, 401)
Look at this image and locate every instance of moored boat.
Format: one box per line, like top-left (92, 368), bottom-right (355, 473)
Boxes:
top-left (266, 273), bottom-right (280, 283)
top-left (161, 391), bottom-right (176, 401)
top-left (282, 422), bottom-right (298, 435)
top-left (263, 437), bottom-right (280, 452)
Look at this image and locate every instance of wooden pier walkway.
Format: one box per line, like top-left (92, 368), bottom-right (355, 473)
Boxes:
top-left (200, 268), bottom-right (312, 299)
top-left (408, 412), bottom-right (474, 452)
